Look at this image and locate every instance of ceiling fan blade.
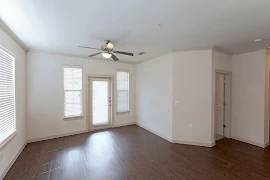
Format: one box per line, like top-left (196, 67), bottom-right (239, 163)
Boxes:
top-left (78, 46), bottom-right (102, 50)
top-left (88, 52), bottom-right (102, 57)
top-left (111, 54), bottom-right (119, 61)
top-left (113, 50), bottom-right (134, 56)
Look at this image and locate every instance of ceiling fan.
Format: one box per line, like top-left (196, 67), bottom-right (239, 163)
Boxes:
top-left (78, 40), bottom-right (134, 61)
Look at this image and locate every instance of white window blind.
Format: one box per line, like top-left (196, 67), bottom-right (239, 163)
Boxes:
top-left (116, 71), bottom-right (129, 112)
top-left (64, 66), bottom-right (82, 118)
top-left (0, 47), bottom-right (16, 147)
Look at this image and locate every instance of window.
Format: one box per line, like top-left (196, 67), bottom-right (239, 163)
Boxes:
top-left (64, 66), bottom-right (83, 118)
top-left (116, 71), bottom-right (129, 112)
top-left (0, 47), bottom-right (16, 147)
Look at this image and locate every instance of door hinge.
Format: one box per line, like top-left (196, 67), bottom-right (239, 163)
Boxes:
top-left (223, 102), bottom-right (226, 106)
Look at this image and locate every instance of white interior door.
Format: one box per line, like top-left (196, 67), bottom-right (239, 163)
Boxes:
top-left (215, 73), bottom-right (225, 137)
top-left (91, 78), bottom-right (111, 127)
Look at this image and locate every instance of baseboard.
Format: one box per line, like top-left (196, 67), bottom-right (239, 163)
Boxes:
top-left (0, 142), bottom-right (27, 180)
top-left (135, 123), bottom-right (216, 147)
top-left (135, 123), bottom-right (172, 142)
top-left (27, 130), bottom-right (88, 143)
top-left (231, 136), bottom-right (266, 148)
top-left (172, 140), bottom-right (214, 147)
top-left (27, 123), bottom-right (136, 143)
top-left (112, 122), bottom-right (135, 128)
top-left (265, 142), bottom-right (270, 148)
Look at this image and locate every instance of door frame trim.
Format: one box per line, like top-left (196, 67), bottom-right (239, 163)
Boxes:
top-left (212, 70), bottom-right (232, 143)
top-left (86, 74), bottom-right (115, 131)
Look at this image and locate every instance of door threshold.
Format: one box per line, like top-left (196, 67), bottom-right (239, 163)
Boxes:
top-left (89, 126), bottom-right (112, 132)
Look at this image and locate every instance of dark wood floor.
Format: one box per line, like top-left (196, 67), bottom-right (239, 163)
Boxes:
top-left (4, 125), bottom-right (270, 180)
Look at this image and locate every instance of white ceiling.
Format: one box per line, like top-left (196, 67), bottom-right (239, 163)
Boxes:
top-left (1, 0), bottom-right (270, 62)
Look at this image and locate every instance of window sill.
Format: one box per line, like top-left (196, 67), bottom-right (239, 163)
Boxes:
top-left (0, 131), bottom-right (17, 150)
top-left (63, 116), bottom-right (84, 121)
top-left (116, 111), bottom-right (130, 115)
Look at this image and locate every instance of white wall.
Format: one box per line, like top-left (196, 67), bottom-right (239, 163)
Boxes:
top-left (172, 50), bottom-right (213, 145)
top-left (136, 53), bottom-right (173, 140)
top-left (0, 28), bottom-right (26, 177)
top-left (212, 50), bottom-right (232, 142)
top-left (232, 50), bottom-right (267, 146)
top-left (212, 50), bottom-right (232, 72)
top-left (26, 52), bottom-right (136, 140)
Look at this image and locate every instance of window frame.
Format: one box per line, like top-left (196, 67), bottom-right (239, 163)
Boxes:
top-left (116, 70), bottom-right (130, 113)
top-left (63, 65), bottom-right (84, 120)
top-left (0, 46), bottom-right (17, 149)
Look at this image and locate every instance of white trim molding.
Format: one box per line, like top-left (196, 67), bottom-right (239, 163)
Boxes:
top-left (112, 122), bottom-right (135, 128)
top-left (171, 46), bottom-right (213, 53)
top-left (232, 136), bottom-right (268, 148)
top-left (27, 130), bottom-right (88, 143)
top-left (0, 18), bottom-right (27, 51)
top-left (232, 46), bottom-right (267, 55)
top-left (27, 49), bottom-right (135, 64)
top-left (212, 46), bottom-right (233, 55)
top-left (27, 122), bottom-right (136, 143)
top-left (172, 140), bottom-right (215, 148)
top-left (0, 132), bottom-right (17, 150)
top-left (136, 46), bottom-right (233, 65)
top-left (0, 142), bottom-right (27, 180)
top-left (135, 123), bottom-right (173, 142)
top-left (135, 123), bottom-right (216, 147)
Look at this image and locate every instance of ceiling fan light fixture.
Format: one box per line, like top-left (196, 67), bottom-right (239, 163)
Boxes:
top-left (102, 52), bottom-right (112, 58)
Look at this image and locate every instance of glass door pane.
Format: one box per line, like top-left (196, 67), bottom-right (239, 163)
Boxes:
top-left (92, 80), bottom-right (109, 126)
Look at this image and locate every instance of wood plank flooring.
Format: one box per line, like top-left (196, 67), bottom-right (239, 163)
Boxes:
top-left (4, 125), bottom-right (270, 180)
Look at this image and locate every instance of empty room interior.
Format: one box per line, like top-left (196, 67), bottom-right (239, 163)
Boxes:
top-left (1, 0), bottom-right (270, 179)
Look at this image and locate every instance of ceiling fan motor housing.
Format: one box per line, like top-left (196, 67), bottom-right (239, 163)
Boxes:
top-left (104, 41), bottom-right (114, 51)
